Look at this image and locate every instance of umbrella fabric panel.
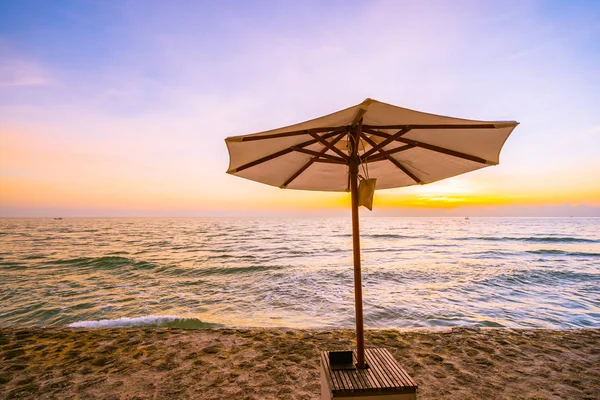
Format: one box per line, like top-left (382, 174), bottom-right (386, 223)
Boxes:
top-left (401, 126), bottom-right (514, 164)
top-left (286, 162), bottom-right (349, 191)
top-left (226, 133), bottom-right (316, 172)
top-left (359, 99), bottom-right (496, 126)
top-left (359, 147), bottom-right (485, 189)
top-left (363, 159), bottom-right (419, 189)
top-left (232, 151), bottom-right (315, 188)
top-left (389, 147), bottom-right (486, 186)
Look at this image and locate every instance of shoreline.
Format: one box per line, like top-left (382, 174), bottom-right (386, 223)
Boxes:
top-left (1, 327), bottom-right (599, 399)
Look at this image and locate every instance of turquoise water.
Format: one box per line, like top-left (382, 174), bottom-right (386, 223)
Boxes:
top-left (0, 217), bottom-right (598, 329)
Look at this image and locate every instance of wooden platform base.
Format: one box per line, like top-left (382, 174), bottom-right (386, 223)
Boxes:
top-left (320, 348), bottom-right (417, 399)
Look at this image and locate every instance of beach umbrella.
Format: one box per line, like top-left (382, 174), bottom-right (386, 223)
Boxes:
top-left (224, 98), bottom-right (518, 369)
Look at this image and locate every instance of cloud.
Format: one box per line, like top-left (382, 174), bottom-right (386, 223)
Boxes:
top-left (0, 57), bottom-right (52, 87)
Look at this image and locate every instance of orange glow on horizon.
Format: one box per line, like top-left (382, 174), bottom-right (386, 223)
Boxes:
top-left (3, 173), bottom-right (599, 213)
top-left (2, 128), bottom-right (599, 215)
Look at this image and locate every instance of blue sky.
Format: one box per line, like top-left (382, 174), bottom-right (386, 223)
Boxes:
top-left (1, 1), bottom-right (599, 216)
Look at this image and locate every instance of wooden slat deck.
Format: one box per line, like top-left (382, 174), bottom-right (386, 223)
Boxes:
top-left (321, 348), bottom-right (417, 397)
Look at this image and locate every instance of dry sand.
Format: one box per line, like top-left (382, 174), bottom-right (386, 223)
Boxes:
top-left (1, 327), bottom-right (598, 400)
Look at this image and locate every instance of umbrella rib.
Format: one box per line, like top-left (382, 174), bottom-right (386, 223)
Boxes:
top-left (291, 147), bottom-right (346, 163)
top-left (281, 161), bottom-right (314, 189)
top-left (294, 128), bottom-right (347, 148)
top-left (313, 158), bottom-right (346, 164)
top-left (352, 108), bottom-right (368, 128)
top-left (362, 128), bottom-right (493, 165)
top-left (366, 144), bottom-right (415, 162)
top-left (309, 131), bottom-right (350, 161)
top-left (238, 126), bottom-right (348, 142)
top-left (230, 130), bottom-right (344, 173)
top-left (360, 133), bottom-right (423, 184)
top-left (281, 132), bottom-right (347, 188)
top-left (361, 128), bottom-right (411, 160)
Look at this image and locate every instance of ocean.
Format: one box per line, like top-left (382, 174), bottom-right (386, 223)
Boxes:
top-left (0, 217), bottom-right (598, 330)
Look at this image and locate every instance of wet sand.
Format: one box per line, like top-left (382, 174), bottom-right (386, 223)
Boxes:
top-left (1, 327), bottom-right (598, 399)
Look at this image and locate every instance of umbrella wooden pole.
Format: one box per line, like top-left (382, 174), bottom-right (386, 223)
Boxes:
top-left (350, 161), bottom-right (366, 369)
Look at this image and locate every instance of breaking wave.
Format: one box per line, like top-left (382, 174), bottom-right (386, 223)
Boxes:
top-left (68, 315), bottom-right (220, 329)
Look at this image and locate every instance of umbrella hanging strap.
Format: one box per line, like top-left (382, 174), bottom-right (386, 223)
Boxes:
top-left (350, 133), bottom-right (377, 210)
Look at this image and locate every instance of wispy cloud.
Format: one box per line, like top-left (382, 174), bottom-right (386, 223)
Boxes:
top-left (0, 54), bottom-right (52, 87)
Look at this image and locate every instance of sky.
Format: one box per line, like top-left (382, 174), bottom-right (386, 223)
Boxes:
top-left (1, 0), bottom-right (599, 217)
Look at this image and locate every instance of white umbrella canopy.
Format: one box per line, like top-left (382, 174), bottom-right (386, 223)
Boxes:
top-left (226, 98), bottom-right (518, 191)
top-left (224, 98), bottom-right (518, 369)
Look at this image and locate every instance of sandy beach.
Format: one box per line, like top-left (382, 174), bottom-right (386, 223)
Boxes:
top-left (0, 327), bottom-right (598, 399)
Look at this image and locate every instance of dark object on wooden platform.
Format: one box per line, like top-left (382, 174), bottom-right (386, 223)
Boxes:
top-left (320, 348), bottom-right (417, 399)
top-left (329, 351), bottom-right (356, 370)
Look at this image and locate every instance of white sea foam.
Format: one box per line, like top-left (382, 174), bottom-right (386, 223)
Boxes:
top-left (68, 315), bottom-right (207, 328)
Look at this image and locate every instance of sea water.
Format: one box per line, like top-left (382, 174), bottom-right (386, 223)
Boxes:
top-left (0, 217), bottom-right (598, 329)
